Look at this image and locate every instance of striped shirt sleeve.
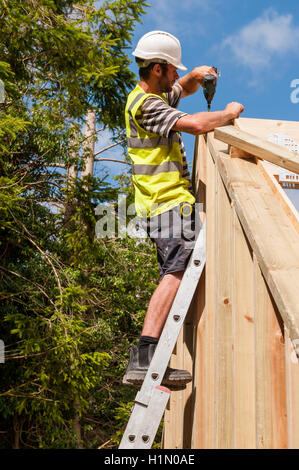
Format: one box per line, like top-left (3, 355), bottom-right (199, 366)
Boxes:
top-left (166, 82), bottom-right (183, 108)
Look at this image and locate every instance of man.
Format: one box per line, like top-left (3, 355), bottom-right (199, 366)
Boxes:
top-left (123, 31), bottom-right (244, 387)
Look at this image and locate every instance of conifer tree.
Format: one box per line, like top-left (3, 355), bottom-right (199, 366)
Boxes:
top-left (0, 0), bottom-right (160, 449)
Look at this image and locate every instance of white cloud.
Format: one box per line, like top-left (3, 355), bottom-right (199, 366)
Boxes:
top-left (142, 0), bottom-right (213, 38)
top-left (221, 9), bottom-right (299, 70)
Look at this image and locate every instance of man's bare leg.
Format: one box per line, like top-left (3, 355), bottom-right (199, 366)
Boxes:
top-left (123, 269), bottom-right (192, 386)
top-left (141, 270), bottom-right (184, 338)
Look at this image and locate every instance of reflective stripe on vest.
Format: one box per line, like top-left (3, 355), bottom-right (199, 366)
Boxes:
top-left (127, 134), bottom-right (180, 149)
top-left (132, 160), bottom-right (182, 176)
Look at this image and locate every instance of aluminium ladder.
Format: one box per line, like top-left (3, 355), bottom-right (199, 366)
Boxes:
top-left (119, 220), bottom-right (206, 449)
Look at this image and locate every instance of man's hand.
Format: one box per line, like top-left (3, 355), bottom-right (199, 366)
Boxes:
top-left (178, 65), bottom-right (217, 97)
top-left (225, 102), bottom-right (244, 120)
top-left (192, 65), bottom-right (218, 86)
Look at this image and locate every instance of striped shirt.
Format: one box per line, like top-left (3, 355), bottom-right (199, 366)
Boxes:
top-left (135, 83), bottom-right (193, 192)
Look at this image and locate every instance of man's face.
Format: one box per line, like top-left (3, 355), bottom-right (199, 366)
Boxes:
top-left (158, 64), bottom-right (179, 93)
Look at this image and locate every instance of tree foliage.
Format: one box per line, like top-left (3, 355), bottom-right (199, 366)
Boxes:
top-left (0, 0), bottom-right (160, 449)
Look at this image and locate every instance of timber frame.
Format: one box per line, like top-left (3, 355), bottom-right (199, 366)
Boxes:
top-left (163, 117), bottom-right (299, 449)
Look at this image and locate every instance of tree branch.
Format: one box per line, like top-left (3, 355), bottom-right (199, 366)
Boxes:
top-left (93, 139), bottom-right (126, 157)
top-left (5, 325), bottom-right (97, 361)
top-left (94, 157), bottom-right (131, 165)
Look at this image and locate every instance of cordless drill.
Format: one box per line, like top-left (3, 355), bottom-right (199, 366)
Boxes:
top-left (203, 66), bottom-right (218, 111)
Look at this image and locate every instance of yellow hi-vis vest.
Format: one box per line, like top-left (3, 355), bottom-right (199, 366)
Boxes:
top-left (125, 84), bottom-right (195, 218)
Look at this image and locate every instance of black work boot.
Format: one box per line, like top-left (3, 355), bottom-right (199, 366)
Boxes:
top-left (122, 344), bottom-right (192, 387)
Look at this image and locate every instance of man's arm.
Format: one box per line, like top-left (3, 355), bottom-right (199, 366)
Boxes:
top-left (172, 102), bottom-right (244, 135)
top-left (178, 65), bottom-right (217, 98)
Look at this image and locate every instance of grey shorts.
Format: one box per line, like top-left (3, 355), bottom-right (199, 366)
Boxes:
top-left (144, 203), bottom-right (196, 278)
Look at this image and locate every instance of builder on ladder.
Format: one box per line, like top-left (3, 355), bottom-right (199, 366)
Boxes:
top-left (123, 30), bottom-right (244, 388)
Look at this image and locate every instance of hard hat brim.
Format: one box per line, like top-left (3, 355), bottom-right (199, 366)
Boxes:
top-left (177, 63), bottom-right (187, 71)
top-left (133, 51), bottom-right (187, 71)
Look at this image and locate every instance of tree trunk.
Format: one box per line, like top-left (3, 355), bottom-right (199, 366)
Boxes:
top-left (80, 110), bottom-right (97, 247)
top-left (72, 398), bottom-right (83, 448)
top-left (13, 413), bottom-right (20, 449)
top-left (81, 110), bottom-right (96, 182)
top-left (64, 127), bottom-right (79, 229)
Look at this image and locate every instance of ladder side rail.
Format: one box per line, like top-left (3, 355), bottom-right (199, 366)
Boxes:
top-left (119, 386), bottom-right (171, 449)
top-left (135, 220), bottom-right (206, 406)
top-left (119, 221), bottom-right (206, 449)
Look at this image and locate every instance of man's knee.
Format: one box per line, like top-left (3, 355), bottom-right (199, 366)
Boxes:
top-left (162, 270), bottom-right (184, 285)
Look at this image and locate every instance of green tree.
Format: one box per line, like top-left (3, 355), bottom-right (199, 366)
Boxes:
top-left (0, 0), bottom-right (159, 449)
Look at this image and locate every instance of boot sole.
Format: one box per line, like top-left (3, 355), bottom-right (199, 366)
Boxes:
top-left (123, 370), bottom-right (192, 387)
top-left (122, 376), bottom-right (187, 391)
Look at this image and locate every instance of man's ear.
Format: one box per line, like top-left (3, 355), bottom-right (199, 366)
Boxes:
top-left (152, 63), bottom-right (162, 76)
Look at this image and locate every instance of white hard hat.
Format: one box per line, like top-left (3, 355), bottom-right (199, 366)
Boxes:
top-left (133, 31), bottom-right (187, 71)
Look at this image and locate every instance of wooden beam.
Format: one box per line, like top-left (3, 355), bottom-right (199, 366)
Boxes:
top-left (214, 125), bottom-right (299, 174)
top-left (236, 117), bottom-right (299, 143)
top-left (229, 119), bottom-right (253, 159)
top-left (257, 161), bottom-right (299, 234)
top-left (207, 134), bottom-right (299, 344)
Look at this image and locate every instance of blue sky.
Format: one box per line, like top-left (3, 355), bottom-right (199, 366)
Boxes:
top-left (95, 0), bottom-right (299, 208)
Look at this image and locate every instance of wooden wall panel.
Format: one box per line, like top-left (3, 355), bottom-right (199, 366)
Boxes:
top-left (163, 330), bottom-right (183, 449)
top-left (200, 143), bottom-right (216, 449)
top-left (190, 272), bottom-right (206, 449)
top-left (285, 332), bottom-right (299, 448)
top-left (232, 208), bottom-right (256, 448)
top-left (215, 171), bottom-right (233, 448)
top-left (189, 132), bottom-right (208, 448)
top-left (163, 121), bottom-right (299, 450)
top-left (163, 132), bottom-right (207, 448)
top-left (254, 255), bottom-right (288, 448)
